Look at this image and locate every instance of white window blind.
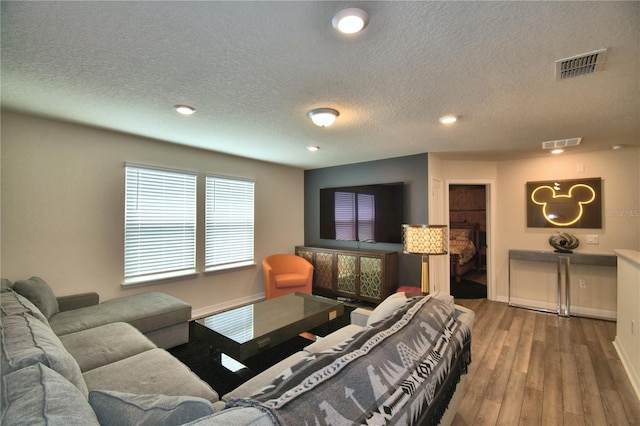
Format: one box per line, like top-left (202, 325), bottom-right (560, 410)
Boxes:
top-left (335, 191), bottom-right (356, 240)
top-left (357, 193), bottom-right (375, 242)
top-left (205, 175), bottom-right (255, 271)
top-left (124, 165), bottom-right (197, 285)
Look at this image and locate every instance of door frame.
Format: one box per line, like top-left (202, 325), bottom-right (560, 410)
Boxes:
top-left (445, 179), bottom-right (496, 300)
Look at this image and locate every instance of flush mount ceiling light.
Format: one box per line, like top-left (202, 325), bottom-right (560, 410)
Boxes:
top-left (551, 149), bottom-right (564, 155)
top-left (174, 105), bottom-right (196, 115)
top-left (332, 8), bottom-right (369, 34)
top-left (308, 108), bottom-right (339, 127)
top-left (307, 146), bottom-right (320, 152)
top-left (438, 115), bottom-right (458, 124)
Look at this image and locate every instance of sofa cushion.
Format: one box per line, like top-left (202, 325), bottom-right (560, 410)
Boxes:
top-left (182, 407), bottom-right (275, 426)
top-left (303, 324), bottom-right (363, 354)
top-left (60, 322), bottom-right (157, 372)
top-left (1, 278), bottom-right (12, 292)
top-left (0, 313), bottom-right (88, 397)
top-left (13, 276), bottom-right (60, 319)
top-left (1, 290), bottom-right (50, 325)
top-left (2, 363), bottom-right (99, 426)
top-left (366, 291), bottom-right (409, 326)
top-left (274, 273), bottom-right (306, 288)
top-left (83, 348), bottom-right (218, 403)
top-left (88, 390), bottom-right (215, 426)
top-left (49, 292), bottom-right (191, 337)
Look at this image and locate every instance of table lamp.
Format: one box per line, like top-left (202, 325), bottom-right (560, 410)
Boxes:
top-left (402, 224), bottom-right (448, 293)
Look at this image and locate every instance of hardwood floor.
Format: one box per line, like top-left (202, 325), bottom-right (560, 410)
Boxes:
top-left (451, 298), bottom-right (640, 425)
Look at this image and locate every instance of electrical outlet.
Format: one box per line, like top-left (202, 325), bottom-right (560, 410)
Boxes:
top-left (579, 278), bottom-right (587, 288)
top-left (587, 235), bottom-right (599, 244)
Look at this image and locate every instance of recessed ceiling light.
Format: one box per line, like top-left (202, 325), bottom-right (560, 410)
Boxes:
top-left (612, 144), bottom-right (624, 150)
top-left (174, 105), bottom-right (196, 115)
top-left (307, 146), bottom-right (320, 152)
top-left (439, 115), bottom-right (458, 124)
top-left (308, 108), bottom-right (339, 127)
top-left (551, 149), bottom-right (564, 154)
top-left (332, 8), bottom-right (369, 34)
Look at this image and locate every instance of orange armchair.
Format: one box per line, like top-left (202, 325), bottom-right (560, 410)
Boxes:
top-left (262, 254), bottom-right (314, 299)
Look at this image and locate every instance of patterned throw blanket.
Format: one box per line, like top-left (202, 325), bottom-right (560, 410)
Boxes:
top-left (227, 296), bottom-right (471, 426)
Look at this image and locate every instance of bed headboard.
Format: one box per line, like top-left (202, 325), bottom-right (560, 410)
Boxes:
top-left (449, 221), bottom-right (480, 246)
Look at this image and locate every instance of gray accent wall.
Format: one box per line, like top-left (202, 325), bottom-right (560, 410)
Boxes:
top-left (304, 154), bottom-right (429, 287)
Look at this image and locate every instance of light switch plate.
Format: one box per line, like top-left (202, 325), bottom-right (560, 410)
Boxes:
top-left (587, 235), bottom-right (599, 244)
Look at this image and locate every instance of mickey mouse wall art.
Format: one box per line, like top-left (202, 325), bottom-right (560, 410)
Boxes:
top-left (526, 178), bottom-right (602, 228)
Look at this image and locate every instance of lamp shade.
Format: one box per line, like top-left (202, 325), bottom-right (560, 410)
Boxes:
top-left (402, 225), bottom-right (448, 255)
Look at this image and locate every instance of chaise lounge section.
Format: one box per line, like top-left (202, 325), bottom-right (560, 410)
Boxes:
top-left (11, 277), bottom-right (191, 349)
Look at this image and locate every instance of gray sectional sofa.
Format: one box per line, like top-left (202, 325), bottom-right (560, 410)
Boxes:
top-left (1, 276), bottom-right (474, 425)
top-left (1, 277), bottom-right (219, 425)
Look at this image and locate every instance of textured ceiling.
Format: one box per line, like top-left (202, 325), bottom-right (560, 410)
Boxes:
top-left (1, 1), bottom-right (638, 169)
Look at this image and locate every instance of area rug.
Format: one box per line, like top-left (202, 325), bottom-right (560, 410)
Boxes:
top-left (450, 278), bottom-right (487, 299)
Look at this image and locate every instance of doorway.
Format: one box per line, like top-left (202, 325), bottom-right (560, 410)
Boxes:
top-left (448, 183), bottom-right (490, 299)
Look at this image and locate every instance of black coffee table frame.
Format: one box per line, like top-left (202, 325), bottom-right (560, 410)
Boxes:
top-left (193, 293), bottom-right (344, 363)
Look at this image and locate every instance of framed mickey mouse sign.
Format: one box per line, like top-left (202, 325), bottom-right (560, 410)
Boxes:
top-left (526, 178), bottom-right (602, 228)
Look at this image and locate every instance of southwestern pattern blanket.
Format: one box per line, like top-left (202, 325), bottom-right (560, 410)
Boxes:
top-left (227, 296), bottom-right (472, 425)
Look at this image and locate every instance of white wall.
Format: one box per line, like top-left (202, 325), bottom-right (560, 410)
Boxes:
top-left (1, 111), bottom-right (305, 317)
top-left (435, 148), bottom-right (640, 303)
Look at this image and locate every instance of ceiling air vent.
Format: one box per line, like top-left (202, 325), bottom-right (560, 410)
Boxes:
top-left (541, 138), bottom-right (582, 150)
top-left (555, 48), bottom-right (608, 80)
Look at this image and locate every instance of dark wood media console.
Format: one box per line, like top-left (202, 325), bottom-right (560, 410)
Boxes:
top-left (295, 245), bottom-right (398, 304)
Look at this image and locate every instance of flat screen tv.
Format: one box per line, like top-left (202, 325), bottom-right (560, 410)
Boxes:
top-left (320, 182), bottom-right (404, 243)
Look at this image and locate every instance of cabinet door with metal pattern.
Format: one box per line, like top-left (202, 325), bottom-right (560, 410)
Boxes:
top-left (336, 253), bottom-right (358, 297)
top-left (358, 255), bottom-right (383, 300)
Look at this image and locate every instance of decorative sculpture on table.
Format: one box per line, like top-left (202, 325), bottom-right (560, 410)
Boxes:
top-left (548, 232), bottom-right (579, 253)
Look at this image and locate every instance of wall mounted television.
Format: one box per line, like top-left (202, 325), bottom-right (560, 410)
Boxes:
top-left (319, 182), bottom-right (404, 243)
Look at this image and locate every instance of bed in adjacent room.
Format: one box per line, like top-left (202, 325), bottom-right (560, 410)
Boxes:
top-left (449, 221), bottom-right (480, 283)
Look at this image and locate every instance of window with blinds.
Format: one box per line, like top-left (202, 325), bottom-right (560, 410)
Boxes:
top-left (124, 165), bottom-right (197, 285)
top-left (205, 175), bottom-right (255, 271)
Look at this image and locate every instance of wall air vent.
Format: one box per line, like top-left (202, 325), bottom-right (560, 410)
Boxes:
top-left (541, 138), bottom-right (582, 150)
top-left (556, 48), bottom-right (608, 80)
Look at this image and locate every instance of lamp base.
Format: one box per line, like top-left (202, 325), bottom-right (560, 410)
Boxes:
top-left (421, 255), bottom-right (430, 293)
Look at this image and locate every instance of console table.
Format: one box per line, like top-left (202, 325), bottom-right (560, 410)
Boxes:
top-left (509, 249), bottom-right (617, 319)
top-left (295, 245), bottom-right (398, 304)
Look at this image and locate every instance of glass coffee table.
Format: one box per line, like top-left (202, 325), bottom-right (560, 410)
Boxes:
top-left (193, 293), bottom-right (343, 369)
